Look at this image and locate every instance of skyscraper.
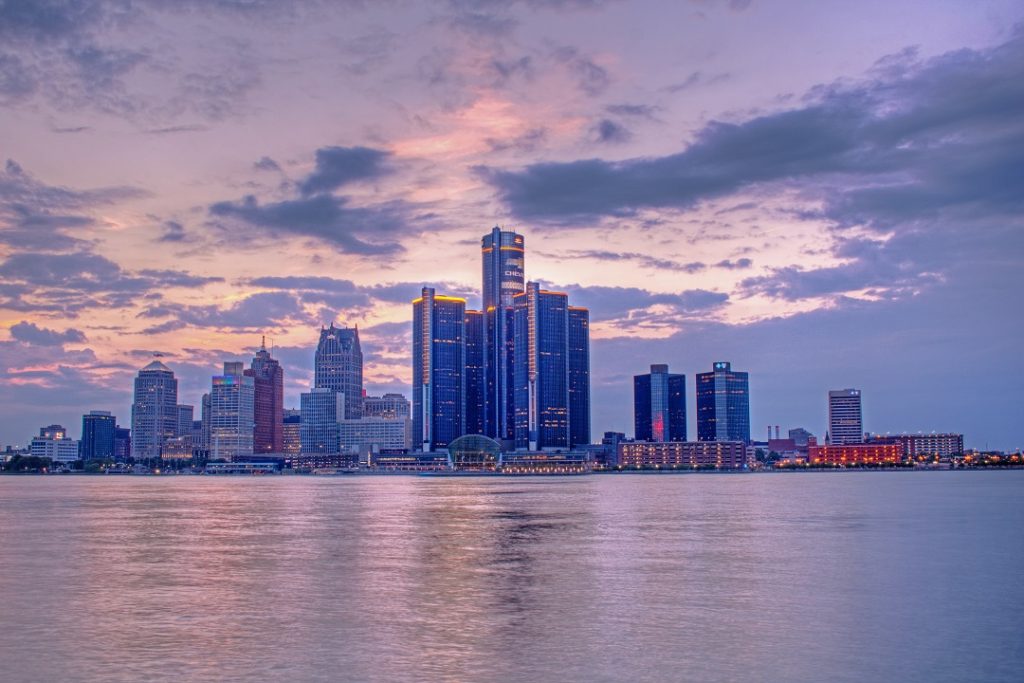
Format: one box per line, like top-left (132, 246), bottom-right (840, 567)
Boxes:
top-left (247, 337), bottom-right (284, 453)
top-left (513, 282), bottom-right (570, 450)
top-left (634, 364), bottom-right (686, 442)
top-left (131, 359), bottom-right (178, 460)
top-left (412, 287), bottom-right (466, 452)
top-left (300, 388), bottom-right (344, 455)
top-left (210, 362), bottom-right (255, 461)
top-left (828, 389), bottom-right (863, 445)
top-left (314, 323), bottom-right (363, 419)
top-left (482, 227), bottom-right (525, 444)
top-left (696, 361), bottom-right (750, 444)
top-left (464, 309), bottom-right (485, 437)
top-left (568, 306), bottom-right (591, 448)
top-left (81, 410), bottom-right (116, 461)
top-left (176, 404), bottom-right (194, 438)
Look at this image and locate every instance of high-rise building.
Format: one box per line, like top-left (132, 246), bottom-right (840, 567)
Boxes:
top-left (200, 393), bottom-right (211, 450)
top-left (210, 362), bottom-right (255, 461)
top-left (828, 389), bottom-right (863, 445)
top-left (513, 283), bottom-right (570, 450)
top-left (113, 426), bottom-right (131, 461)
top-left (482, 227), bottom-right (525, 444)
top-left (314, 323), bottom-right (363, 419)
top-left (464, 309), bottom-right (485, 436)
top-left (282, 412), bottom-right (301, 455)
top-left (412, 287), bottom-right (466, 451)
top-left (300, 388), bottom-right (344, 455)
top-left (696, 361), bottom-right (750, 444)
top-left (247, 337), bottom-right (284, 453)
top-left (176, 404), bottom-right (194, 438)
top-left (634, 364), bottom-right (686, 442)
top-left (131, 359), bottom-right (178, 460)
top-left (81, 410), bottom-right (116, 461)
top-left (568, 306), bottom-right (591, 448)
top-left (788, 427), bottom-right (814, 447)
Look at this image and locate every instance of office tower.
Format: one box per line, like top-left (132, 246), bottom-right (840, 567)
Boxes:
top-left (80, 410), bottom-right (116, 461)
top-left (696, 361), bottom-right (750, 444)
top-left (30, 425), bottom-right (79, 463)
top-left (248, 337), bottom-right (284, 453)
top-left (176, 404), bottom-right (194, 438)
top-left (113, 426), bottom-right (131, 461)
top-left (634, 364), bottom-right (686, 442)
top-left (412, 287), bottom-right (466, 451)
top-left (282, 411), bottom-right (301, 454)
top-left (209, 362), bottom-right (255, 461)
top-left (131, 359), bottom-right (178, 460)
top-left (300, 388), bottom-right (344, 454)
top-left (828, 389), bottom-right (863, 445)
top-left (363, 394), bottom-right (411, 419)
top-left (314, 323), bottom-right (363, 419)
top-left (464, 309), bottom-right (485, 436)
top-left (200, 392), bottom-right (211, 450)
top-left (482, 227), bottom-right (525, 443)
top-left (513, 282), bottom-right (569, 450)
top-left (568, 306), bottom-right (591, 448)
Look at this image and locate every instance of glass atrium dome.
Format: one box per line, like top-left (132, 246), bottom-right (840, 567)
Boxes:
top-left (447, 434), bottom-right (502, 471)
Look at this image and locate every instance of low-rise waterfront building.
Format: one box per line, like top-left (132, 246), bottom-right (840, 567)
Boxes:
top-left (617, 441), bottom-right (747, 469)
top-left (808, 443), bottom-right (903, 466)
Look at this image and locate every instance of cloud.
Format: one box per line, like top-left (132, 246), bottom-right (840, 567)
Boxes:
top-left (537, 248), bottom-right (706, 273)
top-left (553, 46), bottom-right (610, 96)
top-left (485, 127), bottom-right (547, 153)
top-left (715, 258), bottom-right (752, 270)
top-left (605, 103), bottom-right (659, 119)
top-left (298, 146), bottom-right (393, 196)
top-left (253, 156), bottom-right (281, 172)
top-left (9, 321), bottom-right (87, 346)
top-left (137, 291), bottom-right (315, 333)
top-left (157, 220), bottom-right (187, 242)
top-left (592, 118), bottom-right (632, 144)
top-left (547, 283), bottom-right (728, 323)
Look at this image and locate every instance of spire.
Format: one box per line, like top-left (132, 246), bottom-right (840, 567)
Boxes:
top-left (260, 335), bottom-right (266, 352)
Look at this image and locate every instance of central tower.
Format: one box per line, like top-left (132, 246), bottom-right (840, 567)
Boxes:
top-left (481, 226), bottom-right (525, 445)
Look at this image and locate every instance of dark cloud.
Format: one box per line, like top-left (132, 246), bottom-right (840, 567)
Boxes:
top-left (157, 220), bottom-right (187, 242)
top-left (9, 321), bottom-right (87, 346)
top-left (486, 33), bottom-right (1024, 302)
top-left (592, 118), bottom-right (632, 144)
top-left (553, 46), bottom-right (610, 96)
top-left (298, 146), bottom-right (392, 196)
top-left (137, 292), bottom-right (315, 333)
top-left (605, 103), bottom-right (659, 119)
top-left (538, 248), bottom-right (706, 273)
top-left (664, 70), bottom-right (731, 93)
top-left (253, 156), bottom-right (281, 172)
top-left (550, 283), bottom-right (728, 323)
top-left (715, 258), bottom-right (752, 270)
top-left (209, 193), bottom-right (413, 255)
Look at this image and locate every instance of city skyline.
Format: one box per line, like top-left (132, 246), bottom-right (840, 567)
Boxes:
top-left (1, 2), bottom-right (1022, 450)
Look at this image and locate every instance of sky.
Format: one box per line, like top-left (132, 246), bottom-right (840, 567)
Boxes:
top-left (1, 0), bottom-right (1022, 450)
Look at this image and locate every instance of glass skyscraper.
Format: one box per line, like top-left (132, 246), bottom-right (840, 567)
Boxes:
top-left (696, 361), bottom-right (750, 444)
top-left (130, 359), bottom-right (178, 460)
top-left (300, 388), bottom-right (344, 455)
top-left (412, 287), bottom-right (466, 451)
top-left (634, 364), bottom-right (686, 442)
top-left (80, 410), bottom-right (115, 461)
top-left (248, 338), bottom-right (284, 453)
top-left (568, 306), bottom-right (591, 448)
top-left (210, 362), bottom-right (255, 461)
top-left (482, 227), bottom-right (525, 444)
top-left (314, 323), bottom-right (363, 420)
top-left (464, 309), bottom-right (485, 437)
top-left (513, 283), bottom-right (592, 450)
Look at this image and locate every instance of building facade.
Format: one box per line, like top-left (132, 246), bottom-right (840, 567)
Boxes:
top-left (871, 433), bottom-right (965, 460)
top-left (30, 425), bottom-right (80, 464)
top-left (314, 324), bottom-right (363, 420)
top-left (130, 360), bottom-right (178, 460)
top-left (634, 364), bottom-right (686, 442)
top-left (513, 283), bottom-right (570, 450)
top-left (464, 309), bottom-right (485, 437)
top-left (696, 361), bottom-right (750, 444)
top-left (363, 394), bottom-right (411, 419)
top-left (209, 363), bottom-right (255, 461)
top-left (828, 389), bottom-right (863, 445)
top-left (617, 441), bottom-right (747, 469)
top-left (808, 443), bottom-right (901, 466)
top-left (176, 404), bottom-right (194, 439)
top-left (568, 306), bottom-right (591, 448)
top-left (482, 227), bottom-right (525, 444)
top-left (80, 410), bottom-right (115, 461)
top-left (412, 287), bottom-right (466, 451)
top-left (300, 387), bottom-right (344, 455)
top-left (248, 338), bottom-right (284, 453)
top-left (282, 411), bottom-right (301, 454)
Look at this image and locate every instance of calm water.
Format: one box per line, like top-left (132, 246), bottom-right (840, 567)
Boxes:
top-left (1, 471), bottom-right (1022, 682)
